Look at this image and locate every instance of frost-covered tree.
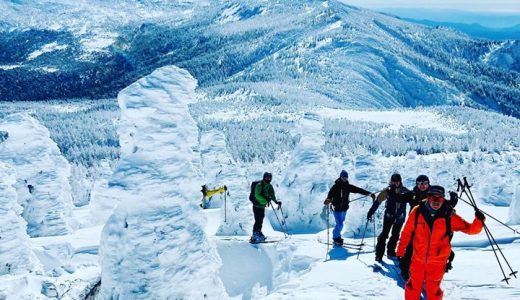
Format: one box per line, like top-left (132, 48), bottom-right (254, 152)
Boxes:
top-left (99, 66), bottom-right (226, 299)
top-left (0, 113), bottom-right (75, 237)
top-left (0, 162), bottom-right (42, 275)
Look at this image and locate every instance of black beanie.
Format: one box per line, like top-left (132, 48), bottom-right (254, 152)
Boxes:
top-left (391, 173), bottom-right (402, 182)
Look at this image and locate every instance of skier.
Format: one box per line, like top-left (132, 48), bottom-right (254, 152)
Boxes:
top-left (366, 173), bottom-right (410, 262)
top-left (396, 185), bottom-right (485, 300)
top-left (250, 172), bottom-right (281, 242)
top-left (200, 185), bottom-right (227, 209)
top-left (323, 170), bottom-right (375, 246)
top-left (400, 176), bottom-right (459, 280)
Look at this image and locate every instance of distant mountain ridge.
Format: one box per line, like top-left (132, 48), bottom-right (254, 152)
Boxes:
top-left (403, 19), bottom-right (520, 40)
top-left (0, 0), bottom-right (519, 117)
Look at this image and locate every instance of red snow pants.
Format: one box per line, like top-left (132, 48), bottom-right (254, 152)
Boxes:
top-left (405, 261), bottom-right (445, 300)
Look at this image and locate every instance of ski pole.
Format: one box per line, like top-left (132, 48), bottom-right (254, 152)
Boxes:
top-left (224, 190), bottom-right (227, 223)
top-left (326, 204), bottom-right (330, 261)
top-left (357, 219), bottom-right (369, 259)
top-left (270, 204), bottom-right (288, 238)
top-left (373, 217), bottom-right (376, 250)
top-left (279, 205), bottom-right (290, 235)
top-left (460, 181), bottom-right (518, 279)
top-left (457, 197), bottom-right (520, 234)
top-left (459, 178), bottom-right (517, 282)
top-left (350, 189), bottom-right (385, 203)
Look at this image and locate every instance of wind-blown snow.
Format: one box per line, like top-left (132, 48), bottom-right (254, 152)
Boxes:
top-left (99, 66), bottom-right (227, 299)
top-left (0, 113), bottom-right (74, 237)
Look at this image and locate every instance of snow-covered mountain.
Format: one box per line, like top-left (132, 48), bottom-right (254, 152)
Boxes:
top-left (1, 0), bottom-right (519, 117)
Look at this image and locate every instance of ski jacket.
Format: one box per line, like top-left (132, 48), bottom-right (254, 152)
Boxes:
top-left (396, 203), bottom-right (483, 265)
top-left (368, 185), bottom-right (410, 224)
top-left (403, 187), bottom-right (428, 212)
top-left (203, 186), bottom-right (226, 198)
top-left (254, 180), bottom-right (276, 208)
top-left (326, 178), bottom-right (371, 212)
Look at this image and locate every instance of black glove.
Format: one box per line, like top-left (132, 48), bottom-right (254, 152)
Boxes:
top-left (449, 191), bottom-right (458, 206)
top-left (224, 185), bottom-right (228, 191)
top-left (387, 186), bottom-right (396, 196)
top-left (276, 200), bottom-right (282, 207)
top-left (370, 193), bottom-right (376, 201)
top-left (445, 261), bottom-right (453, 273)
top-left (475, 210), bottom-right (485, 221)
top-left (367, 211), bottom-right (374, 222)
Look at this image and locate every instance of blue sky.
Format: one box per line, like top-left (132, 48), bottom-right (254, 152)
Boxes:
top-left (341, 0), bottom-right (520, 13)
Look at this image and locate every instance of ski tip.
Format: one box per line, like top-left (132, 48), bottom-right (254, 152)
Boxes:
top-left (501, 277), bottom-right (511, 284)
top-left (509, 271), bottom-right (518, 278)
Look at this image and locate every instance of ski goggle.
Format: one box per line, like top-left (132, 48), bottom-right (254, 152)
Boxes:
top-left (264, 178), bottom-right (272, 183)
top-left (416, 181), bottom-right (429, 186)
top-left (428, 195), bottom-right (445, 202)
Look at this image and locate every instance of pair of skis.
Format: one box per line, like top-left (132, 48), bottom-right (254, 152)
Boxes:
top-left (215, 236), bottom-right (287, 244)
top-left (317, 237), bottom-right (365, 250)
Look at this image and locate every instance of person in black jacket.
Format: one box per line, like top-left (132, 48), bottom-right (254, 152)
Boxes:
top-left (367, 173), bottom-right (410, 262)
top-left (324, 170), bottom-right (375, 246)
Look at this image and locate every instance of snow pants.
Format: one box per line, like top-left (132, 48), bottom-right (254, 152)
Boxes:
top-left (252, 206), bottom-right (266, 233)
top-left (332, 210), bottom-right (347, 239)
top-left (405, 261), bottom-right (445, 300)
top-left (375, 216), bottom-right (403, 258)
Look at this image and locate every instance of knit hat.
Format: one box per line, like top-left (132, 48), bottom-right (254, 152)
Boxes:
top-left (263, 172), bottom-right (272, 180)
top-left (340, 170), bottom-right (348, 178)
top-left (391, 173), bottom-right (402, 182)
top-left (416, 175), bottom-right (429, 184)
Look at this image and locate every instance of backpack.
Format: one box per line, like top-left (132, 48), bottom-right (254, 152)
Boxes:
top-left (249, 181), bottom-right (260, 204)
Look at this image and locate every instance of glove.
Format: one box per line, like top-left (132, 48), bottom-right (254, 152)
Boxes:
top-left (449, 191), bottom-right (457, 200)
top-left (445, 262), bottom-right (453, 273)
top-left (397, 256), bottom-right (404, 266)
top-left (323, 198), bottom-right (331, 205)
top-left (370, 193), bottom-right (376, 201)
top-left (475, 210), bottom-right (485, 221)
top-left (387, 186), bottom-right (396, 196)
top-left (276, 201), bottom-right (282, 207)
top-left (224, 185), bottom-right (228, 191)
top-left (367, 211), bottom-right (374, 222)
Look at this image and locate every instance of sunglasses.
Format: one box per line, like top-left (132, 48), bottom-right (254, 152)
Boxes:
top-left (416, 181), bottom-right (429, 186)
top-left (428, 195), bottom-right (445, 202)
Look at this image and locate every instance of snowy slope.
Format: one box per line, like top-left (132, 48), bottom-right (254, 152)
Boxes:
top-left (99, 66), bottom-right (227, 299)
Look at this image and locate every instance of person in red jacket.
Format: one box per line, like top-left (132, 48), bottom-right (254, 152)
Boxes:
top-left (396, 185), bottom-right (485, 300)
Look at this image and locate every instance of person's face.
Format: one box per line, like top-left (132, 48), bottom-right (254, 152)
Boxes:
top-left (264, 176), bottom-right (272, 183)
top-left (428, 194), bottom-right (445, 210)
top-left (416, 180), bottom-right (430, 192)
top-left (390, 180), bottom-right (401, 187)
top-left (340, 176), bottom-right (348, 182)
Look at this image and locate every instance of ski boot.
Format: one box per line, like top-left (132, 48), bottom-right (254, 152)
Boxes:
top-left (333, 237), bottom-right (344, 246)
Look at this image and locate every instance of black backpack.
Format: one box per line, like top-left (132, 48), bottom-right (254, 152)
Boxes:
top-left (249, 181), bottom-right (260, 205)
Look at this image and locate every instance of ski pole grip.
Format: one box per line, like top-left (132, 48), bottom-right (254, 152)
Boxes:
top-left (463, 177), bottom-right (469, 188)
top-left (457, 178), bottom-right (463, 192)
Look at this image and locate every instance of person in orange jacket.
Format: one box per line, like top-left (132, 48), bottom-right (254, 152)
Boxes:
top-left (396, 185), bottom-right (485, 300)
